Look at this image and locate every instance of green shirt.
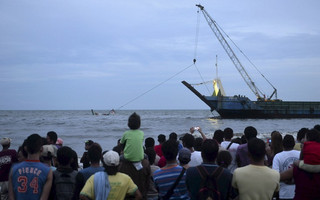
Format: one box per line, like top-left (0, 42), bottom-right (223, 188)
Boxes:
top-left (120, 129), bottom-right (144, 162)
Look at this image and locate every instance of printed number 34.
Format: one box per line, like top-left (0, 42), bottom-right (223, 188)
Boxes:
top-left (18, 176), bottom-right (39, 194)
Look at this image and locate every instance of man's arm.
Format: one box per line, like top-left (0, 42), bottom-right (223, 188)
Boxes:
top-left (134, 189), bottom-right (142, 200)
top-left (40, 169), bottom-right (53, 200)
top-left (280, 167), bottom-right (293, 181)
top-left (80, 195), bottom-right (92, 200)
top-left (198, 127), bottom-right (207, 140)
top-left (8, 169), bottom-right (14, 200)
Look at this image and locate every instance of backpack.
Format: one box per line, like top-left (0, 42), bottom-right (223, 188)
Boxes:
top-left (196, 166), bottom-right (223, 200)
top-left (53, 170), bottom-right (78, 200)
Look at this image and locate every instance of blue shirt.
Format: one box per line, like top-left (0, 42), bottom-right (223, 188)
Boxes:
top-left (11, 160), bottom-right (50, 200)
top-left (153, 165), bottom-right (190, 200)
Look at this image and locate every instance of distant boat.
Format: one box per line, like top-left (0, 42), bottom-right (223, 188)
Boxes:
top-left (182, 5), bottom-right (320, 119)
top-left (91, 109), bottom-right (115, 116)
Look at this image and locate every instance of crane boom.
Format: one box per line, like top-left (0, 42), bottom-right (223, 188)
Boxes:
top-left (196, 4), bottom-right (264, 100)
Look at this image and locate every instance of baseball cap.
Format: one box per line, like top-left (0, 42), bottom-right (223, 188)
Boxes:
top-left (0, 137), bottom-right (11, 146)
top-left (178, 148), bottom-right (191, 163)
top-left (103, 150), bottom-right (120, 166)
top-left (41, 145), bottom-right (55, 157)
top-left (56, 138), bottom-right (63, 145)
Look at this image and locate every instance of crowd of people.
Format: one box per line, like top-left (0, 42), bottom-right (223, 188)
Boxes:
top-left (1, 112), bottom-right (320, 200)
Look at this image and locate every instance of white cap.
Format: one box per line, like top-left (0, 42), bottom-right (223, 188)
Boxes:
top-left (0, 137), bottom-right (11, 146)
top-left (103, 150), bottom-right (120, 166)
top-left (41, 145), bottom-right (55, 157)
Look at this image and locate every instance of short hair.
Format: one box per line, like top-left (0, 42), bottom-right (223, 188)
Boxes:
top-left (217, 150), bottom-right (232, 168)
top-left (248, 138), bottom-right (266, 162)
top-left (297, 128), bottom-right (308, 142)
top-left (161, 139), bottom-right (178, 161)
top-left (145, 137), bottom-right (155, 148)
top-left (201, 139), bottom-right (219, 162)
top-left (314, 124), bottom-right (320, 132)
top-left (88, 143), bottom-right (102, 163)
top-left (57, 146), bottom-right (74, 166)
top-left (283, 134), bottom-right (295, 150)
top-left (145, 147), bottom-right (156, 165)
top-left (194, 137), bottom-right (203, 151)
top-left (26, 134), bottom-right (43, 154)
top-left (112, 145), bottom-right (123, 155)
top-left (182, 134), bottom-right (194, 148)
top-left (224, 128), bottom-right (234, 140)
top-left (213, 130), bottom-right (224, 144)
top-left (169, 132), bottom-right (178, 141)
top-left (128, 112), bottom-right (141, 130)
top-left (244, 126), bottom-right (257, 141)
top-left (306, 128), bottom-right (320, 142)
top-left (158, 134), bottom-right (166, 143)
top-left (231, 137), bottom-right (242, 145)
top-left (47, 131), bottom-right (58, 143)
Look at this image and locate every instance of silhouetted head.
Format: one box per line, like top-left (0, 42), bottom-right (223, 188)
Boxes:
top-left (128, 112), bottom-right (141, 130)
top-left (162, 139), bottom-right (179, 161)
top-left (244, 126), bottom-right (257, 141)
top-left (248, 138), bottom-right (266, 162)
top-left (201, 139), bottom-right (219, 163)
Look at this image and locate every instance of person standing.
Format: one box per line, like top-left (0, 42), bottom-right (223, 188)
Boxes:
top-left (272, 135), bottom-right (300, 200)
top-left (232, 138), bottom-right (280, 200)
top-left (0, 138), bottom-right (18, 200)
top-left (80, 140), bottom-right (94, 169)
top-left (154, 134), bottom-right (166, 157)
top-left (50, 146), bottom-right (78, 200)
top-left (186, 139), bottom-right (236, 200)
top-left (182, 134), bottom-right (202, 167)
top-left (236, 126), bottom-right (258, 167)
top-left (46, 131), bottom-right (59, 166)
top-left (40, 144), bottom-right (56, 171)
top-left (153, 140), bottom-right (190, 200)
top-left (8, 134), bottom-right (53, 200)
top-left (80, 150), bottom-right (142, 200)
top-left (73, 143), bottom-right (104, 199)
top-left (221, 128), bottom-right (239, 173)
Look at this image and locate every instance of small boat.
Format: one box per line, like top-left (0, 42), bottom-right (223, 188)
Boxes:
top-left (182, 5), bottom-right (320, 119)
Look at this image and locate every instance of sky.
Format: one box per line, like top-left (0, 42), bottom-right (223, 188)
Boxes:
top-left (1, 0), bottom-right (320, 110)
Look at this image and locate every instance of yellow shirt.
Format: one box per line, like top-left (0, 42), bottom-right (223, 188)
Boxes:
top-left (232, 164), bottom-right (280, 200)
top-left (80, 172), bottom-right (138, 200)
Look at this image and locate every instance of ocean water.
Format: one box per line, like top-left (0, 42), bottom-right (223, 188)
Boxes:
top-left (1, 110), bottom-right (320, 156)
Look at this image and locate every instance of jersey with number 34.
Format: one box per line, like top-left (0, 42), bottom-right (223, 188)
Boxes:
top-left (11, 160), bottom-right (50, 200)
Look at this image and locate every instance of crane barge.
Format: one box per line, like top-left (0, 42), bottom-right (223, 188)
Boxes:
top-left (182, 4), bottom-right (320, 118)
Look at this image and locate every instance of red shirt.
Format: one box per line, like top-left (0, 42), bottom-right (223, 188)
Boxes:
top-left (0, 149), bottom-right (18, 181)
top-left (303, 141), bottom-right (320, 164)
top-left (293, 166), bottom-right (320, 200)
top-left (154, 144), bottom-right (163, 157)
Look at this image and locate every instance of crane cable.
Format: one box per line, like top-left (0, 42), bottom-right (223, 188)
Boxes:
top-left (116, 62), bottom-right (195, 110)
top-left (193, 7), bottom-right (211, 95)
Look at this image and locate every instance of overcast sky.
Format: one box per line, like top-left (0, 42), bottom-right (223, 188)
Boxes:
top-left (1, 0), bottom-right (320, 110)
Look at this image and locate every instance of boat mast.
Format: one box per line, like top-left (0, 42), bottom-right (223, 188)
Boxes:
top-left (196, 4), bottom-right (265, 100)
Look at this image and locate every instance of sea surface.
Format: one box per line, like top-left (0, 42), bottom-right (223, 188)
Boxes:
top-left (1, 110), bottom-right (320, 156)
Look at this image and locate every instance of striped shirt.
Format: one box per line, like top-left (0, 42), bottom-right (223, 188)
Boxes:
top-left (153, 165), bottom-right (190, 199)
